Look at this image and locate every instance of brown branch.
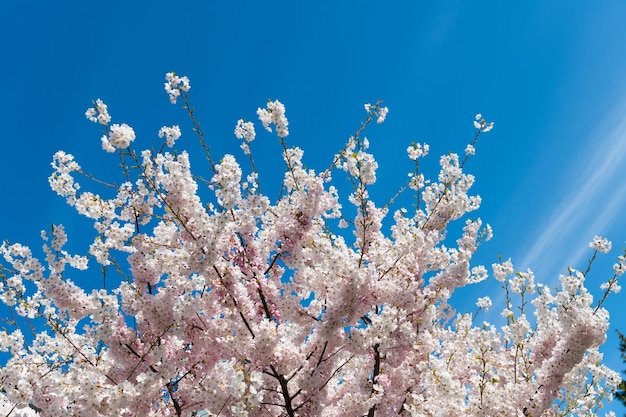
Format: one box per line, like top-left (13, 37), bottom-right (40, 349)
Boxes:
top-left (367, 343), bottom-right (381, 417)
top-left (264, 252), bottom-right (281, 275)
top-left (268, 364), bottom-right (298, 416)
top-left (213, 265), bottom-right (256, 339)
top-left (166, 381), bottom-right (183, 416)
top-left (124, 343), bottom-right (158, 374)
top-left (180, 91), bottom-right (216, 173)
top-left (255, 276), bottom-right (274, 321)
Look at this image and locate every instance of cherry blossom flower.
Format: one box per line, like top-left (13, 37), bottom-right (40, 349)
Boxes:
top-left (101, 123), bottom-right (136, 152)
top-left (157, 125), bottom-right (182, 148)
top-left (474, 113), bottom-right (494, 132)
top-left (164, 72), bottom-right (191, 104)
top-left (590, 235), bottom-right (612, 254)
top-left (257, 100), bottom-right (289, 138)
top-left (85, 98), bottom-right (111, 125)
top-left (407, 142), bottom-right (429, 160)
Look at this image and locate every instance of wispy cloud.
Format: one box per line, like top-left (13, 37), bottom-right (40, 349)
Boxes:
top-left (488, 97), bottom-right (626, 317)
top-left (516, 98), bottom-right (626, 281)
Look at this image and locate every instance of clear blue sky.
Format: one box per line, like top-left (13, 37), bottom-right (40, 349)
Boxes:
top-left (1, 1), bottom-right (626, 414)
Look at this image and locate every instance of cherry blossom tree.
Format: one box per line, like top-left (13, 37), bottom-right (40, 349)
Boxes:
top-left (0, 73), bottom-right (623, 416)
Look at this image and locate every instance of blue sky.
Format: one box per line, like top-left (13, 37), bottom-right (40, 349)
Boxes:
top-left (1, 1), bottom-right (626, 413)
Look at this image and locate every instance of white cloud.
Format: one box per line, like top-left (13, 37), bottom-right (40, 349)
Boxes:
top-left (490, 96), bottom-right (626, 312)
top-left (517, 114), bottom-right (626, 279)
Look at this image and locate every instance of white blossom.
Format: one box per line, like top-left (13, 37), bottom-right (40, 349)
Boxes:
top-left (476, 296), bottom-right (492, 311)
top-left (234, 119), bottom-right (256, 143)
top-left (407, 142), bottom-right (429, 160)
top-left (85, 98), bottom-right (111, 125)
top-left (158, 125), bottom-right (182, 147)
top-left (377, 106), bottom-right (389, 123)
top-left (105, 123), bottom-right (136, 151)
top-left (474, 113), bottom-right (494, 132)
top-left (589, 235), bottom-right (612, 254)
top-left (257, 100), bottom-right (289, 138)
top-left (213, 154), bottom-right (242, 209)
top-left (164, 72), bottom-right (191, 104)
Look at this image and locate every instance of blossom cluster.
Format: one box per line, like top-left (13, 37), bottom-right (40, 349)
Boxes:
top-left (473, 113), bottom-right (494, 132)
top-left (364, 102), bottom-right (389, 124)
top-left (158, 125), bottom-right (182, 148)
top-left (85, 100), bottom-right (137, 152)
top-left (234, 119), bottom-right (256, 155)
top-left (164, 72), bottom-right (191, 104)
top-left (256, 100), bottom-right (289, 138)
top-left (0, 73), bottom-right (621, 417)
top-left (84, 99), bottom-right (111, 125)
top-left (103, 123), bottom-right (136, 152)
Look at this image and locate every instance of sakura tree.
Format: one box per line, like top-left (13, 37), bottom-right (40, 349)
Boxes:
top-left (0, 73), bottom-right (622, 416)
